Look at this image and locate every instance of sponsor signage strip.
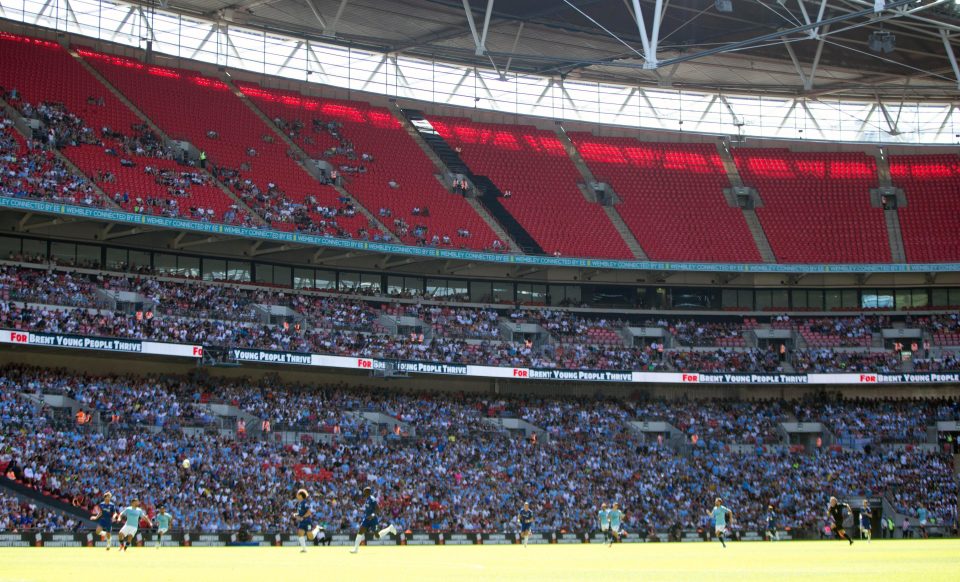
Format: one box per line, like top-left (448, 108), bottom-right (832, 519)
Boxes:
top-left (0, 530), bottom-right (808, 547)
top-left (5, 330), bottom-right (959, 384)
top-left (3, 197), bottom-right (958, 274)
top-left (0, 329), bottom-right (203, 358)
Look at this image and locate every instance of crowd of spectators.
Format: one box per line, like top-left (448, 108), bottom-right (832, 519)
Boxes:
top-left (0, 263), bottom-right (958, 375)
top-left (668, 320), bottom-right (747, 347)
top-left (0, 112), bottom-right (103, 207)
top-left (793, 395), bottom-right (960, 445)
top-left (632, 399), bottom-right (788, 445)
top-left (0, 491), bottom-right (78, 532)
top-left (792, 349), bottom-right (902, 373)
top-left (668, 348), bottom-right (782, 373)
top-left (798, 316), bottom-right (888, 347)
top-left (0, 365), bottom-right (956, 535)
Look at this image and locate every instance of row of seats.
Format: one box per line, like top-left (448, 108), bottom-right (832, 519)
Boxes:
top-left (889, 154), bottom-right (960, 263)
top-left (732, 149), bottom-right (891, 263)
top-left (237, 83), bottom-right (500, 250)
top-left (429, 116), bottom-right (634, 258)
top-left (0, 33), bottom-right (237, 218)
top-left (568, 134), bottom-right (761, 262)
top-left (1, 33), bottom-right (958, 263)
top-left (77, 49), bottom-right (369, 235)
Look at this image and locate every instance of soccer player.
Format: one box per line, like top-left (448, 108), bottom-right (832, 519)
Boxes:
top-left (917, 505), bottom-right (928, 539)
top-left (597, 502), bottom-right (610, 544)
top-left (118, 498), bottom-right (151, 551)
top-left (709, 498), bottom-right (732, 548)
top-left (518, 502), bottom-right (534, 547)
top-left (607, 503), bottom-right (624, 546)
top-left (765, 505), bottom-right (780, 541)
top-left (155, 504), bottom-right (173, 549)
top-left (294, 489), bottom-right (322, 553)
top-left (828, 497), bottom-right (854, 545)
top-left (90, 492), bottom-right (118, 550)
top-left (859, 500), bottom-right (872, 542)
top-left (350, 486), bottom-right (397, 554)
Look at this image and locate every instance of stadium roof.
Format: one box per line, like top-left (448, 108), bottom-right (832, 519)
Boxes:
top-left (142, 0), bottom-right (960, 100)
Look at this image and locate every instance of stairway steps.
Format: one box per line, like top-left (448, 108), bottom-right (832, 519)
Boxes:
top-left (400, 109), bottom-right (542, 254)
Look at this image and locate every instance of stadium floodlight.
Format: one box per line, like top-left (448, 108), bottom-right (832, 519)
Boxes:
top-left (868, 30), bottom-right (896, 53)
top-left (715, 0), bottom-right (733, 12)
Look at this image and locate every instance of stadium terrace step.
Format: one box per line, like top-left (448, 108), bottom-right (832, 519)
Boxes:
top-left (715, 142), bottom-right (776, 263)
top-left (742, 209), bottom-right (777, 263)
top-left (884, 207), bottom-right (907, 262)
top-left (400, 109), bottom-right (543, 255)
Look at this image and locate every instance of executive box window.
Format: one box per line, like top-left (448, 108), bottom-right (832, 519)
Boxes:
top-left (862, 289), bottom-right (894, 309)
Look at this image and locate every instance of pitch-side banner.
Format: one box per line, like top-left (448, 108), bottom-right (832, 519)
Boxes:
top-left (6, 335), bottom-right (959, 384)
top-left (0, 329), bottom-right (203, 358)
top-left (223, 347), bottom-right (960, 384)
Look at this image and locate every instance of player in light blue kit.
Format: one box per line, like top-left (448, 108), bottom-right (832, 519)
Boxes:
top-left (709, 497), bottom-right (733, 548)
top-left (917, 505), bottom-right (928, 539)
top-left (154, 504), bottom-right (173, 549)
top-left (118, 498), bottom-right (151, 552)
top-left (294, 489), bottom-right (322, 553)
top-left (607, 503), bottom-right (624, 546)
top-left (350, 486), bottom-right (397, 554)
top-left (597, 503), bottom-right (611, 544)
top-left (518, 502), bottom-right (534, 547)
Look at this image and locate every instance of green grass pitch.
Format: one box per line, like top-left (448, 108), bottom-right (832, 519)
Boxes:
top-left (1, 540), bottom-right (958, 581)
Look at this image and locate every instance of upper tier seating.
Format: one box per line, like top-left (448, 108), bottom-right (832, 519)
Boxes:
top-left (568, 134), bottom-right (760, 262)
top-left (429, 116), bottom-right (632, 258)
top-left (0, 33), bottom-right (235, 219)
top-left (236, 83), bottom-right (500, 250)
top-left (78, 49), bottom-right (369, 236)
top-left (732, 149), bottom-right (890, 263)
top-left (888, 154), bottom-right (960, 263)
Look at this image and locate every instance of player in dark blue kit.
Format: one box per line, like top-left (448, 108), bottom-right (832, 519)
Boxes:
top-left (294, 489), bottom-right (321, 553)
top-left (90, 492), bottom-right (118, 550)
top-left (518, 502), bottom-right (534, 547)
top-left (765, 505), bottom-right (780, 541)
top-left (350, 486), bottom-right (397, 554)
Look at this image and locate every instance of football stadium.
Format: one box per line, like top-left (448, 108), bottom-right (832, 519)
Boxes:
top-left (0, 0), bottom-right (959, 579)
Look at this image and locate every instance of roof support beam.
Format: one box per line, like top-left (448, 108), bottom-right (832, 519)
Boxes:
top-left (630, 0), bottom-right (653, 67)
top-left (459, 0), bottom-right (495, 57)
top-left (805, 24), bottom-right (829, 90)
top-left (843, 0), bottom-right (960, 34)
top-left (502, 21), bottom-right (524, 77)
top-left (322, 0), bottom-right (349, 38)
top-left (878, 101), bottom-right (901, 135)
top-left (302, 0), bottom-right (327, 30)
top-left (479, 0), bottom-right (494, 55)
top-left (656, 0), bottom-right (932, 69)
top-left (940, 29), bottom-right (960, 91)
top-left (782, 37), bottom-right (808, 88)
top-left (797, 0), bottom-right (829, 38)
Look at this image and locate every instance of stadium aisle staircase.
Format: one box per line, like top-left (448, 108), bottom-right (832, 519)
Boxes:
top-left (401, 109), bottom-right (544, 255)
top-left (427, 115), bottom-right (634, 258)
top-left (389, 106), bottom-right (520, 252)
